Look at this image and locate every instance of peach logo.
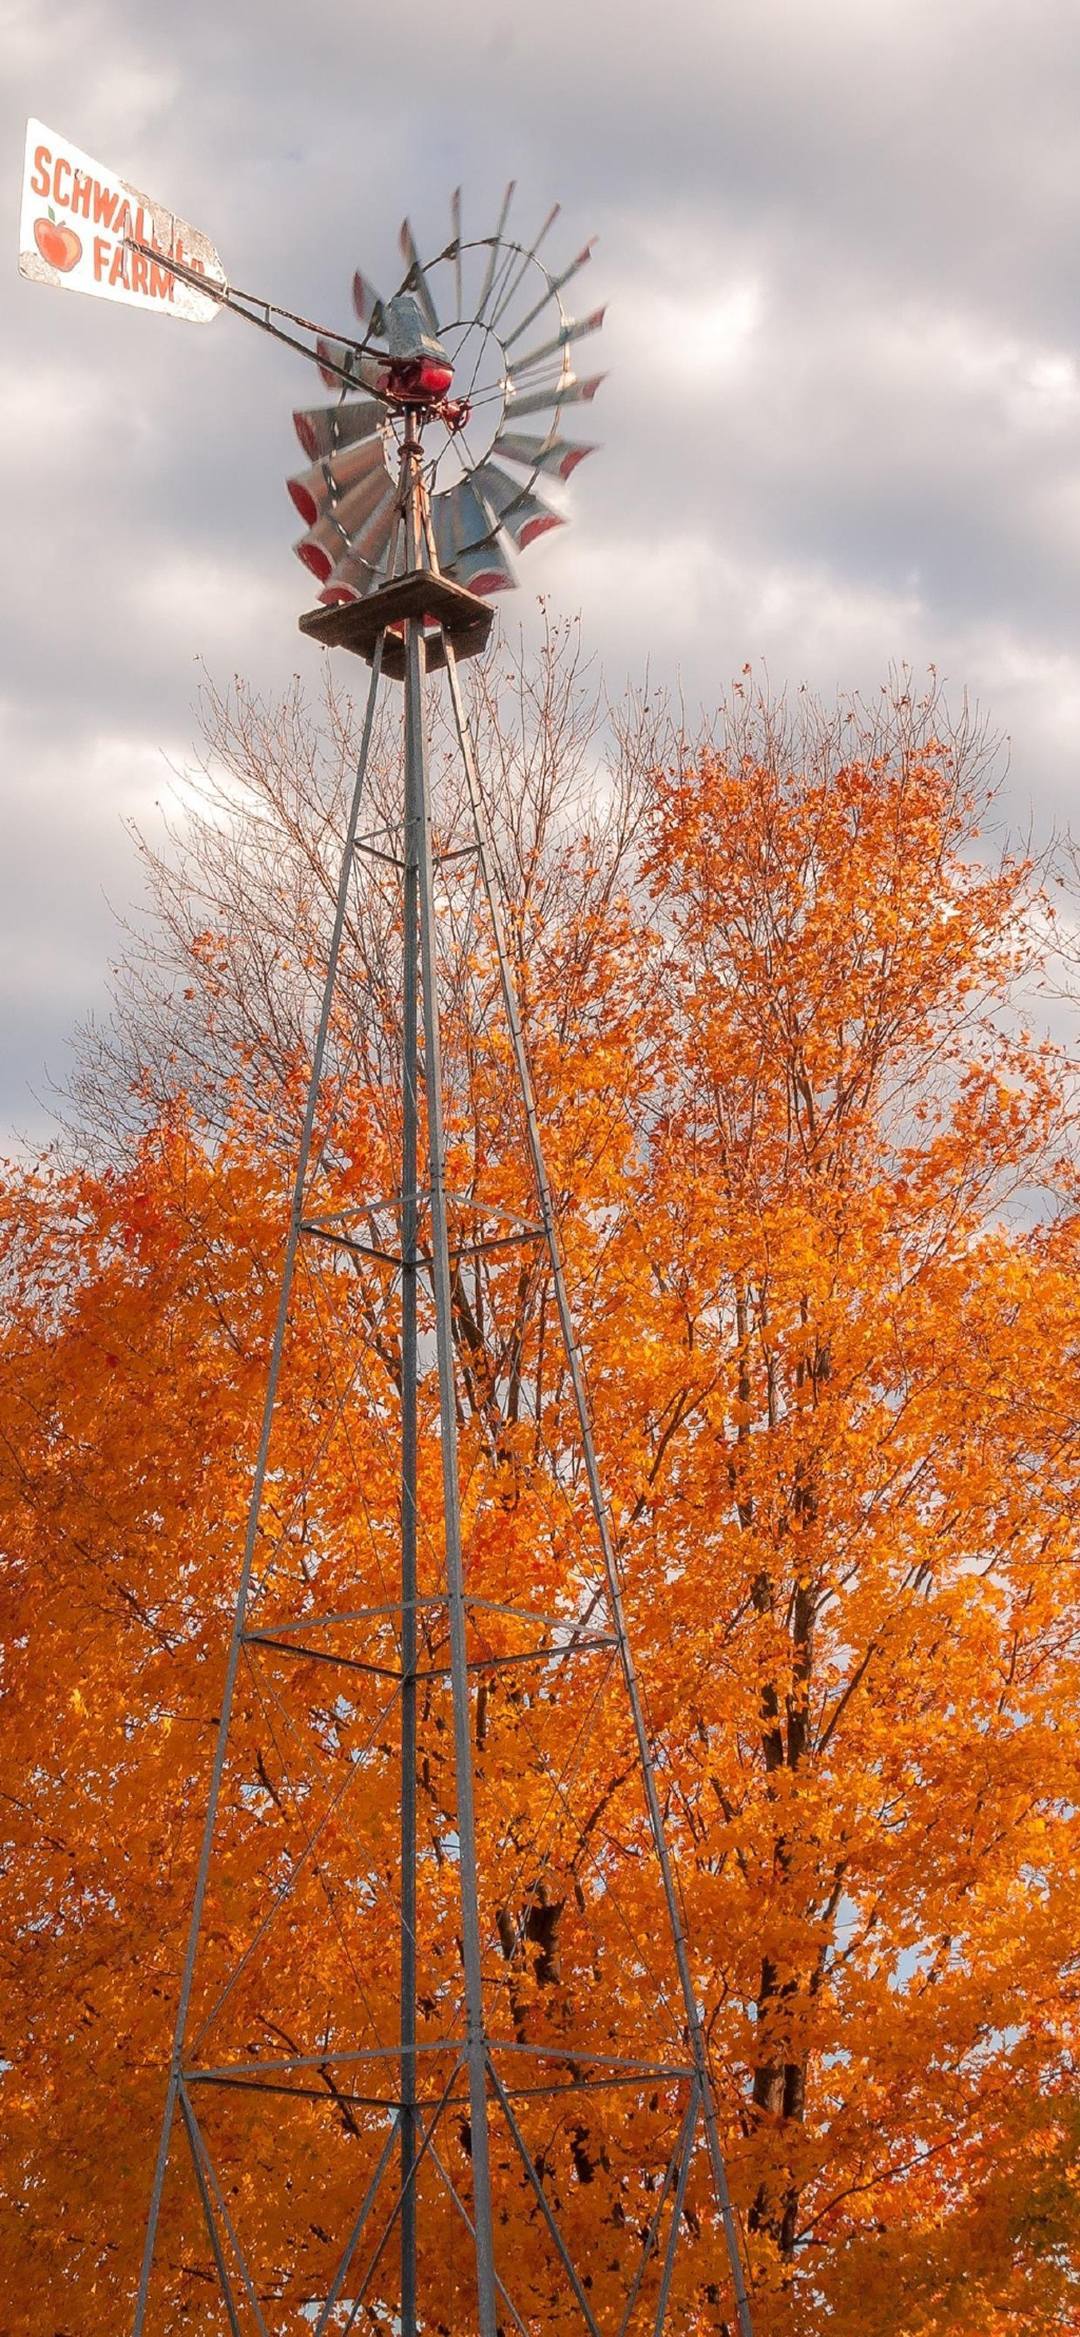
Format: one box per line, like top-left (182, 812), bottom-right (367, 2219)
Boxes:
top-left (33, 211), bottom-right (82, 272)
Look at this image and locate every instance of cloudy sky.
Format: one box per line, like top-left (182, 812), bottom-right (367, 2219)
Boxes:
top-left (5, 0), bottom-right (1080, 1142)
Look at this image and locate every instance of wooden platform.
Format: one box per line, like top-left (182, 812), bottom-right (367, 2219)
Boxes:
top-left (299, 570), bottom-right (494, 681)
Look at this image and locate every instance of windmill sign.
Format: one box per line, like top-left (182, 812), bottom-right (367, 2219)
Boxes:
top-left (18, 118), bottom-right (224, 320)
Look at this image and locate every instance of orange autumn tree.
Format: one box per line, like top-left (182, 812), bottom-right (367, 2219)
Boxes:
top-left (1, 642), bottom-right (1078, 2337)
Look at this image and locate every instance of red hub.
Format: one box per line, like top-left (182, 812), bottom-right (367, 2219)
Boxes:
top-left (380, 354), bottom-right (455, 405)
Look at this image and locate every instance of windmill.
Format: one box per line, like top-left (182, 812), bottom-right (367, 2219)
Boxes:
top-left (20, 133), bottom-right (755, 2337)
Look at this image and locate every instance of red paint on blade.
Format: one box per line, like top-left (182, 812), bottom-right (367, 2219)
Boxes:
top-left (519, 514), bottom-right (564, 549)
top-left (287, 478), bottom-right (318, 525)
top-left (297, 539), bottom-right (333, 581)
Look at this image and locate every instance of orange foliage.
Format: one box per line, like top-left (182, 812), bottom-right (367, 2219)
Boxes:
top-left (1, 661), bottom-right (1078, 2334)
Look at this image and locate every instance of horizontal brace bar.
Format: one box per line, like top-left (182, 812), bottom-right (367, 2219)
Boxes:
top-left (241, 1632), bottom-right (401, 1681)
top-left (448, 1228), bottom-right (545, 1261)
top-left (468, 1598), bottom-right (610, 1635)
top-left (414, 1635), bottom-right (616, 1680)
top-left (487, 2042), bottom-right (697, 2077)
top-left (443, 1190), bottom-right (545, 1234)
top-left (353, 825), bottom-right (404, 851)
top-left (184, 2072), bottom-right (701, 2132)
top-left (185, 2061), bottom-right (693, 2097)
top-left (300, 1190), bottom-right (414, 1227)
top-left (493, 2070), bottom-right (696, 2099)
top-left (301, 1223), bottom-right (545, 1269)
top-left (187, 2076), bottom-right (404, 2109)
top-left (351, 841), bottom-right (407, 870)
top-left (301, 1223), bottom-right (402, 1267)
top-left (187, 2040), bottom-right (463, 2081)
top-left (247, 1595), bottom-right (446, 1637)
top-left (301, 1191), bottom-right (538, 1235)
top-left (245, 1595), bottom-right (594, 1643)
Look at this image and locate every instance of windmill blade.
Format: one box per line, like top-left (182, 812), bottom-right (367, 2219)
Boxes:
top-left (433, 475), bottom-right (499, 562)
top-left (294, 467), bottom-right (394, 580)
top-left (491, 430), bottom-right (596, 482)
top-left (431, 484), bottom-right (463, 573)
top-left (432, 481), bottom-right (516, 595)
top-left (316, 334), bottom-right (383, 393)
top-left (474, 461), bottom-right (565, 551)
top-left (292, 398), bottom-right (383, 462)
top-left (287, 433), bottom-right (388, 527)
top-left (476, 181), bottom-right (515, 320)
top-left (348, 486), bottom-right (399, 569)
top-left (502, 241), bottom-right (596, 350)
top-left (452, 536), bottom-right (517, 594)
top-left (509, 307), bottom-right (606, 378)
top-left (352, 269), bottom-right (387, 339)
top-left (398, 219), bottom-right (440, 337)
top-left (323, 488), bottom-right (399, 597)
top-left (502, 371), bottom-right (606, 421)
top-left (319, 545), bottom-right (386, 605)
top-left (488, 204), bottom-right (561, 331)
top-left (450, 187), bottom-right (463, 319)
top-left (319, 575), bottom-right (365, 606)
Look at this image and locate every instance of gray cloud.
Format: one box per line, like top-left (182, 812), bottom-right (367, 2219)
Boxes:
top-left (4, 0), bottom-right (1080, 1138)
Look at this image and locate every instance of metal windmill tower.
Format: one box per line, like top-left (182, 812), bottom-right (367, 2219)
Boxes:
top-left (19, 139), bottom-right (754, 2337)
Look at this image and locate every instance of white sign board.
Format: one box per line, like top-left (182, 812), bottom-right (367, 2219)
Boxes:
top-left (18, 118), bottom-right (225, 323)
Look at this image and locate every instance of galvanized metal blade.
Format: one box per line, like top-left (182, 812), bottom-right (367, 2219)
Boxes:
top-left (433, 474), bottom-right (500, 559)
top-left (488, 204), bottom-right (561, 331)
top-left (432, 484), bottom-right (517, 594)
top-left (473, 461), bottom-right (566, 551)
top-left (287, 433), bottom-right (388, 526)
top-left (502, 241), bottom-right (596, 350)
top-left (317, 558), bottom-right (378, 606)
top-left (509, 306), bottom-right (606, 377)
top-left (491, 430), bottom-right (597, 482)
top-left (502, 371), bottom-right (607, 420)
top-left (344, 488), bottom-right (398, 571)
top-left (431, 485), bottom-right (462, 574)
top-left (292, 398), bottom-right (384, 462)
top-left (398, 219), bottom-right (440, 337)
top-left (328, 558), bottom-right (382, 602)
top-left (476, 182), bottom-right (516, 320)
top-left (316, 334), bottom-right (383, 393)
top-left (320, 488), bottom-right (398, 600)
top-left (450, 187), bottom-right (463, 318)
top-left (451, 535), bottom-right (517, 594)
top-left (432, 475), bottom-right (518, 592)
top-left (352, 268), bottom-right (387, 340)
top-left (294, 467), bottom-right (393, 580)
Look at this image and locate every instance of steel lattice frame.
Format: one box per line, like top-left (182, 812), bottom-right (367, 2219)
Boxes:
top-left (131, 413), bottom-right (755, 2337)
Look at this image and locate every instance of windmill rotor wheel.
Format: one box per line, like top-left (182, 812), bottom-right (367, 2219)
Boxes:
top-left (287, 189), bottom-right (606, 615)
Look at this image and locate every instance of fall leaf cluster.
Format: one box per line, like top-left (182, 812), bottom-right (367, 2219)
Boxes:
top-left (1, 642), bottom-right (1078, 2335)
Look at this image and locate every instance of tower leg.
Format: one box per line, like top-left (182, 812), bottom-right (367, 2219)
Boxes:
top-left (403, 422), bottom-right (499, 2337)
top-left (399, 512), bottom-right (421, 2337)
top-left (131, 632), bottom-right (390, 2337)
top-left (440, 632), bottom-right (756, 2337)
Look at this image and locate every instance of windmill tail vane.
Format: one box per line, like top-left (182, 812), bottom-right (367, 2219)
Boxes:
top-left (19, 133), bottom-right (755, 2335)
